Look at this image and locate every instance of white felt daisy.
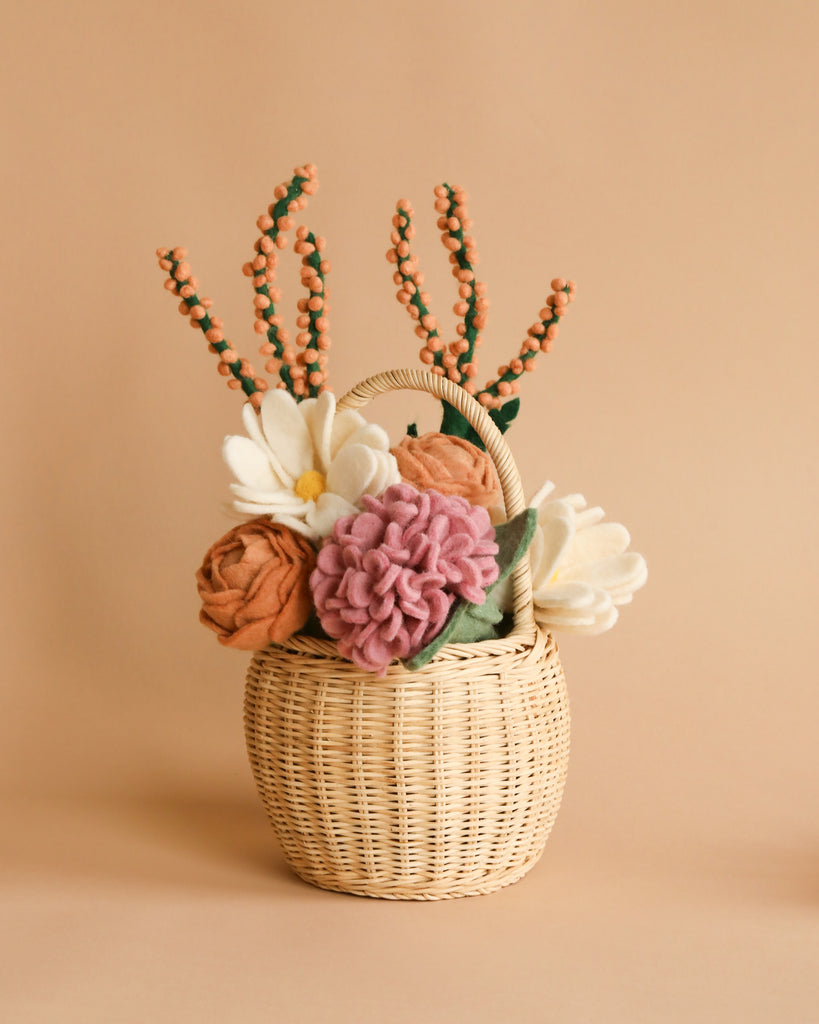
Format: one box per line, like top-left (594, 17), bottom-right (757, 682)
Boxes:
top-left (491, 481), bottom-right (647, 634)
top-left (223, 389), bottom-right (400, 541)
top-left (526, 481), bottom-right (647, 634)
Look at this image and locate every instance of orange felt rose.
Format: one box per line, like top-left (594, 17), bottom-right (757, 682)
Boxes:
top-left (391, 432), bottom-right (501, 508)
top-left (196, 518), bottom-right (316, 650)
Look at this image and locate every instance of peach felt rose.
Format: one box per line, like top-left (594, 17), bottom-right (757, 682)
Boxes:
top-left (196, 518), bottom-right (315, 650)
top-left (391, 432), bottom-right (501, 508)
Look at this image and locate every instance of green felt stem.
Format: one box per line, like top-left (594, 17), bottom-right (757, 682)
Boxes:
top-left (253, 173), bottom-right (310, 400)
top-left (476, 285), bottom-right (572, 403)
top-left (441, 183), bottom-right (480, 383)
top-left (162, 256), bottom-right (257, 398)
top-left (299, 230), bottom-right (327, 399)
top-left (394, 205), bottom-right (444, 371)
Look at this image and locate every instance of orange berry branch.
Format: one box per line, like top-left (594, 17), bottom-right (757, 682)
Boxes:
top-left (387, 182), bottom-right (576, 443)
top-left (156, 164), bottom-right (330, 410)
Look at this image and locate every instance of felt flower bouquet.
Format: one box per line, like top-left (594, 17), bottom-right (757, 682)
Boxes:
top-left (157, 164), bottom-right (646, 676)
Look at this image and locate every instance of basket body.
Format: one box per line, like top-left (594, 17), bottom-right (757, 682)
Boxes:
top-left (244, 626), bottom-right (570, 899)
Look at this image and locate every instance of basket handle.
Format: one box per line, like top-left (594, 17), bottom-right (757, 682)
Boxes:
top-left (338, 368), bottom-right (535, 629)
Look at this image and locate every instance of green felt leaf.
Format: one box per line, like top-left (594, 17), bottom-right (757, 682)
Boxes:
top-left (459, 427), bottom-right (483, 450)
top-left (405, 592), bottom-right (504, 670)
top-left (490, 397), bottom-right (520, 431)
top-left (437, 397), bottom-right (521, 451)
top-left (439, 401), bottom-right (473, 440)
top-left (404, 507), bottom-right (538, 670)
top-left (491, 506), bottom-right (537, 586)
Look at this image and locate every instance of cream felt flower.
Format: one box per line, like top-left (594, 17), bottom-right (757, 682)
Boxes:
top-left (223, 389), bottom-right (400, 541)
top-left (491, 481), bottom-right (647, 634)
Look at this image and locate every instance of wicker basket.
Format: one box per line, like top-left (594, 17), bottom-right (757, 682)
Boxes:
top-left (244, 369), bottom-right (570, 899)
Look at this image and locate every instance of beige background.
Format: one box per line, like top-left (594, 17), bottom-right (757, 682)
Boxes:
top-left (2, 1), bottom-right (817, 1020)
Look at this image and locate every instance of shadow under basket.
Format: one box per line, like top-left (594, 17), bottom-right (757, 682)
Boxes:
top-left (242, 368), bottom-right (571, 900)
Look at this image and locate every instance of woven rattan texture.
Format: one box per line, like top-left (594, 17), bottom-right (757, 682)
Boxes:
top-left (245, 629), bottom-right (569, 899)
top-left (243, 370), bottom-right (571, 899)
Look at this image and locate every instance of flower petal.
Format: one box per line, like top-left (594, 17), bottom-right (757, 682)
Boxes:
top-left (337, 422), bottom-right (391, 454)
top-left (532, 580), bottom-right (597, 609)
top-left (306, 491), bottom-right (358, 538)
top-left (560, 493), bottom-right (588, 511)
top-left (259, 389), bottom-right (312, 483)
top-left (531, 505), bottom-right (575, 590)
top-left (538, 586), bottom-right (612, 620)
top-left (228, 483), bottom-right (304, 510)
top-left (267, 512), bottom-right (318, 540)
top-left (329, 409), bottom-right (367, 458)
top-left (230, 497), bottom-right (305, 518)
top-left (305, 391), bottom-right (336, 474)
top-left (566, 521), bottom-right (631, 565)
top-left (326, 444), bottom-right (379, 505)
top-left (535, 587), bottom-right (615, 631)
top-left (609, 554), bottom-right (648, 603)
top-left (364, 450), bottom-right (401, 499)
top-left (529, 480), bottom-right (556, 509)
top-left (240, 402), bottom-right (290, 488)
top-left (538, 603), bottom-right (620, 635)
top-left (222, 436), bottom-right (279, 491)
top-left (574, 506), bottom-right (606, 529)
top-left (560, 552), bottom-right (645, 592)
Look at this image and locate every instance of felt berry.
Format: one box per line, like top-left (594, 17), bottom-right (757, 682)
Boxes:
top-left (386, 180), bottom-right (577, 440)
top-left (157, 248), bottom-right (260, 402)
top-left (245, 163), bottom-right (329, 399)
top-left (476, 282), bottom-right (576, 408)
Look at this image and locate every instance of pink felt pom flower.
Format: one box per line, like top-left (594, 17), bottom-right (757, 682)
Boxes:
top-left (310, 483), bottom-right (499, 674)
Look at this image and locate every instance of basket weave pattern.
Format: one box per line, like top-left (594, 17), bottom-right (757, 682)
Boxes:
top-left (244, 370), bottom-right (571, 899)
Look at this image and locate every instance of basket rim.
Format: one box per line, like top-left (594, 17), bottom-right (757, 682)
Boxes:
top-left (253, 622), bottom-right (549, 675)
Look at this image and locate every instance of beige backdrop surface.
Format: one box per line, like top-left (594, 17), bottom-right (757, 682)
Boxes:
top-left (2, 1), bottom-right (817, 1021)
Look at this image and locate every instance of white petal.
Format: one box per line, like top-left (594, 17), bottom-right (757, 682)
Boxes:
top-left (307, 492), bottom-right (358, 537)
top-left (325, 444), bottom-right (378, 505)
top-left (529, 480), bottom-right (556, 509)
top-left (269, 513), bottom-right (319, 540)
top-left (609, 554), bottom-right (648, 603)
top-left (259, 389), bottom-right (312, 482)
top-left (294, 396), bottom-right (318, 445)
top-left (365, 451), bottom-right (401, 499)
top-left (566, 521), bottom-right (631, 565)
top-left (560, 552), bottom-right (645, 592)
top-left (228, 483), bottom-right (306, 512)
top-left (329, 408), bottom-right (366, 458)
top-left (575, 506), bottom-right (606, 529)
top-left (537, 586), bottom-right (612, 622)
top-left (222, 436), bottom-right (278, 490)
top-left (542, 604), bottom-right (620, 635)
top-left (536, 606), bottom-right (596, 629)
top-left (532, 580), bottom-right (597, 610)
top-left (538, 497), bottom-right (577, 525)
top-left (531, 511), bottom-right (574, 590)
top-left (231, 497), bottom-right (307, 518)
top-left (560, 492), bottom-right (588, 511)
top-left (241, 402), bottom-right (290, 487)
top-left (336, 422), bottom-right (391, 454)
top-left (535, 587), bottom-right (616, 629)
top-left (306, 391), bottom-right (336, 474)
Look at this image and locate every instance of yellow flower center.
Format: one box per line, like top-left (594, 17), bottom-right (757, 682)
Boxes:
top-left (294, 469), bottom-right (326, 503)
